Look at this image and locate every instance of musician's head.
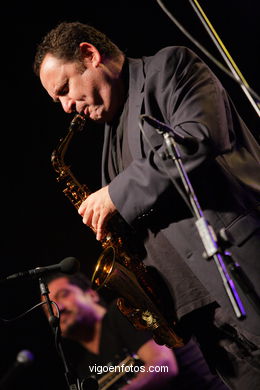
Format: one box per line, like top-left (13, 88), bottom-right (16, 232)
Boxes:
top-left (34, 21), bottom-right (126, 123)
top-left (43, 272), bottom-right (106, 340)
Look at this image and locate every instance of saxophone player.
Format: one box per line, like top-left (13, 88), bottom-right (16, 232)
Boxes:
top-left (34, 21), bottom-right (260, 389)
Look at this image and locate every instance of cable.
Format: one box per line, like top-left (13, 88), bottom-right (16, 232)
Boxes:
top-left (0, 300), bottom-right (59, 322)
top-left (156, 0), bottom-right (260, 104)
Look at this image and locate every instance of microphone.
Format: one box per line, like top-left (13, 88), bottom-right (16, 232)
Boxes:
top-left (141, 114), bottom-right (199, 155)
top-left (0, 350), bottom-right (34, 389)
top-left (2, 257), bottom-right (80, 282)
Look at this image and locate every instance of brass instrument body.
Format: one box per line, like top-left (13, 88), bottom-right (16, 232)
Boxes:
top-left (97, 354), bottom-right (138, 390)
top-left (51, 114), bottom-right (184, 349)
top-left (93, 246), bottom-right (183, 348)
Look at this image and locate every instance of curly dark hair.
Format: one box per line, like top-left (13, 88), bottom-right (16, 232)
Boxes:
top-left (45, 271), bottom-right (108, 306)
top-left (33, 21), bottom-right (123, 76)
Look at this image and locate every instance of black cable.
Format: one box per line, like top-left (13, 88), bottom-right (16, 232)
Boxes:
top-left (0, 300), bottom-right (59, 322)
top-left (156, 0), bottom-right (260, 103)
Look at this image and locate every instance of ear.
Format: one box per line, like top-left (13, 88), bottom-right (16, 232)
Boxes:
top-left (79, 42), bottom-right (101, 67)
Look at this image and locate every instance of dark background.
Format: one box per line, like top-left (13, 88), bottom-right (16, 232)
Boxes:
top-left (0, 1), bottom-right (259, 389)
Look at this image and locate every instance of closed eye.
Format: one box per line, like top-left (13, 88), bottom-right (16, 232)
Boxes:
top-left (53, 82), bottom-right (69, 102)
top-left (58, 82), bottom-right (69, 97)
top-left (55, 288), bottom-right (71, 300)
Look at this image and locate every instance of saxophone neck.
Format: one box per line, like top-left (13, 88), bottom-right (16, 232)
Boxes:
top-left (51, 113), bottom-right (90, 208)
top-left (51, 113), bottom-right (86, 173)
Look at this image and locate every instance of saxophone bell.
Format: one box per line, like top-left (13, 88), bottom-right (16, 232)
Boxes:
top-left (92, 247), bottom-right (184, 348)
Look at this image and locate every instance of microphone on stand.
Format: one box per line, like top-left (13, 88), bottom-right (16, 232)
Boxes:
top-left (1, 257), bottom-right (80, 283)
top-left (141, 114), bottom-right (199, 155)
top-left (0, 350), bottom-right (34, 389)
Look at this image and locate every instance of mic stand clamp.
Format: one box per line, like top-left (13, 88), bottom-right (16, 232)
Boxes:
top-left (162, 131), bottom-right (248, 319)
top-left (39, 277), bottom-right (81, 390)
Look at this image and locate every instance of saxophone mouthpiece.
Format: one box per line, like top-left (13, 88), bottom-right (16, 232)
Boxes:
top-left (69, 113), bottom-right (86, 132)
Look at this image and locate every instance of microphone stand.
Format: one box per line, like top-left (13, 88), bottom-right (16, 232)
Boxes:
top-left (38, 277), bottom-right (81, 390)
top-left (161, 131), bottom-right (250, 319)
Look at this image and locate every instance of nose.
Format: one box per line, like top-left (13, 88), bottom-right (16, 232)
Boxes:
top-left (60, 96), bottom-right (76, 114)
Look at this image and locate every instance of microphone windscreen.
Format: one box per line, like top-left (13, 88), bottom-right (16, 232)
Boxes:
top-left (60, 257), bottom-right (80, 274)
top-left (16, 350), bottom-right (34, 365)
top-left (0, 350), bottom-right (34, 388)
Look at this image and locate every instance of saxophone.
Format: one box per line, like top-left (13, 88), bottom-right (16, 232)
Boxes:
top-left (51, 113), bottom-right (184, 349)
top-left (97, 354), bottom-right (138, 390)
top-left (81, 354), bottom-right (140, 390)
